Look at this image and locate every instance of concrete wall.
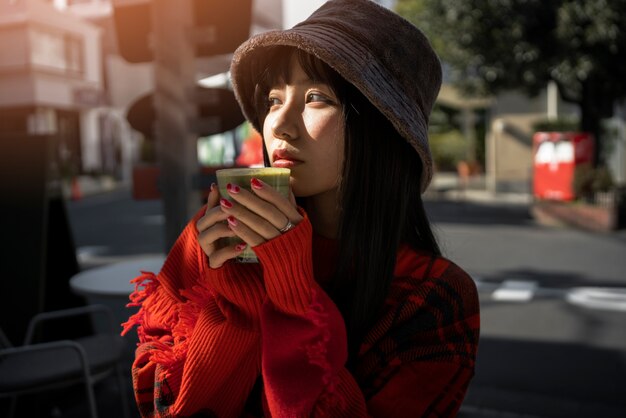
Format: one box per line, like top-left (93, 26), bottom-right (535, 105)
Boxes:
top-left (487, 114), bottom-right (544, 193)
top-left (0, 25), bottom-right (29, 68)
top-left (486, 90), bottom-right (580, 194)
top-left (0, 0), bottom-right (103, 109)
top-left (0, 75), bottom-right (35, 107)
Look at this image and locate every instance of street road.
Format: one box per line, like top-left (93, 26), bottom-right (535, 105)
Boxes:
top-left (68, 187), bottom-right (166, 268)
top-left (426, 199), bottom-right (626, 418)
top-left (66, 188), bottom-right (626, 417)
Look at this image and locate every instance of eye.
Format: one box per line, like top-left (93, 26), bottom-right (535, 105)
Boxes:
top-left (306, 91), bottom-right (336, 106)
top-left (306, 92), bottom-right (331, 103)
top-left (267, 96), bottom-right (282, 107)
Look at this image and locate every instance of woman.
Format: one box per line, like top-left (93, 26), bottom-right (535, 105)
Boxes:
top-left (122, 0), bottom-right (480, 417)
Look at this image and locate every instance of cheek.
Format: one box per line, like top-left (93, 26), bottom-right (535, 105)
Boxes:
top-left (324, 119), bottom-right (344, 168)
top-left (304, 111), bottom-right (343, 142)
top-left (315, 124), bottom-right (344, 186)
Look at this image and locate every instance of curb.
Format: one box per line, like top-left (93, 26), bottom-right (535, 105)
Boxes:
top-left (530, 200), bottom-right (620, 233)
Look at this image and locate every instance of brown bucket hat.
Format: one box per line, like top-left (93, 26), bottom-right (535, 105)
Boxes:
top-left (230, 0), bottom-right (442, 192)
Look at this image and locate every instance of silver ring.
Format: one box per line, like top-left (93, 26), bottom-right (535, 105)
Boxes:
top-left (278, 219), bottom-right (295, 233)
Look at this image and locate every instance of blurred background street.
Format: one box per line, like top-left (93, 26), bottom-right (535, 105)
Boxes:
top-left (2, 0), bottom-right (626, 417)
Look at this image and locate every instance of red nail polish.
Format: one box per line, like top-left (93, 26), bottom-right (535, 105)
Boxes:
top-left (220, 198), bottom-right (232, 208)
top-left (226, 183), bottom-right (241, 193)
top-left (235, 243), bottom-right (247, 252)
top-left (227, 216), bottom-right (237, 227)
top-left (251, 178), bottom-right (263, 190)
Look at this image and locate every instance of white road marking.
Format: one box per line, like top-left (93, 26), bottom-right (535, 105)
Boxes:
top-left (566, 287), bottom-right (626, 312)
top-left (492, 280), bottom-right (538, 302)
top-left (473, 276), bottom-right (626, 312)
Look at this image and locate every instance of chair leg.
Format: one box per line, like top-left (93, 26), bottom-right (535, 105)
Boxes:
top-left (83, 378), bottom-right (99, 418)
top-left (115, 365), bottom-right (131, 418)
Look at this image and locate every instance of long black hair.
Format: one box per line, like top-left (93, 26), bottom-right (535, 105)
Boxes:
top-left (255, 47), bottom-right (440, 357)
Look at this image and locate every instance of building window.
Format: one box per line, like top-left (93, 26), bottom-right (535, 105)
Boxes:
top-left (29, 27), bottom-right (84, 75)
top-left (65, 36), bottom-right (82, 73)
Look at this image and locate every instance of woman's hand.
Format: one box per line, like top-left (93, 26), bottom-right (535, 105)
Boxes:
top-left (196, 184), bottom-right (244, 268)
top-left (220, 178), bottom-right (303, 247)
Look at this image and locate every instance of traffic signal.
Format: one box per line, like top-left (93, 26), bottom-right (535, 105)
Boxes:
top-left (112, 0), bottom-right (153, 63)
top-left (192, 0), bottom-right (253, 57)
top-left (112, 0), bottom-right (253, 64)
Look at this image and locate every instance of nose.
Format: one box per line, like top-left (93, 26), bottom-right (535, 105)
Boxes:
top-left (270, 101), bottom-right (299, 141)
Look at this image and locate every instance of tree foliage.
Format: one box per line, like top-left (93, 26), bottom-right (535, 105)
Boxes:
top-left (396, 0), bottom-right (626, 163)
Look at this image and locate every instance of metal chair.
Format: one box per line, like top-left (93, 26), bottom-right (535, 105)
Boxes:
top-left (0, 305), bottom-right (131, 418)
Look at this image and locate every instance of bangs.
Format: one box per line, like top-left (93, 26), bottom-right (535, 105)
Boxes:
top-left (253, 47), bottom-right (345, 120)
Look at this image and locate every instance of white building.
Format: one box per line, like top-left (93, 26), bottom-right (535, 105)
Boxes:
top-left (0, 0), bottom-right (105, 179)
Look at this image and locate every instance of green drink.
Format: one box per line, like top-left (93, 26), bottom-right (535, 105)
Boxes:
top-left (216, 167), bottom-right (291, 262)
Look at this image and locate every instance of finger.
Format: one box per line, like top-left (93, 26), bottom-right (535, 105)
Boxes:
top-left (197, 222), bottom-right (237, 256)
top-left (196, 204), bottom-right (229, 232)
top-left (198, 223), bottom-right (235, 261)
top-left (225, 184), bottom-right (290, 231)
top-left (226, 215), bottom-right (269, 247)
top-left (221, 196), bottom-right (281, 241)
top-left (205, 183), bottom-right (220, 215)
top-left (220, 199), bottom-right (279, 245)
top-left (249, 178), bottom-right (302, 223)
top-left (209, 242), bottom-right (247, 269)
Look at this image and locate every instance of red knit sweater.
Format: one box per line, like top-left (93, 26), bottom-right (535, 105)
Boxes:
top-left (122, 207), bottom-right (480, 417)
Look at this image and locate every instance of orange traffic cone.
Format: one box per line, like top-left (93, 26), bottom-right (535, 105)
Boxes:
top-left (71, 177), bottom-right (82, 200)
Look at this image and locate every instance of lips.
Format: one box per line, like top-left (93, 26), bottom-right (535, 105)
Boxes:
top-left (272, 149), bottom-right (302, 168)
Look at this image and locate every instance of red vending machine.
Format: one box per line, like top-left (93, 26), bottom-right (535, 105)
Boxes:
top-left (532, 132), bottom-right (594, 201)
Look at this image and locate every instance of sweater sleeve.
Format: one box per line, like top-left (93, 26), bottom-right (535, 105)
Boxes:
top-left (121, 206), bottom-right (266, 418)
top-left (252, 212), bottom-right (365, 417)
top-left (254, 223), bottom-right (480, 418)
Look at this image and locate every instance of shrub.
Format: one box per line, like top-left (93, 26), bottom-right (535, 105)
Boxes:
top-left (573, 164), bottom-right (615, 198)
top-left (429, 129), bottom-right (467, 172)
top-left (533, 118), bottom-right (580, 133)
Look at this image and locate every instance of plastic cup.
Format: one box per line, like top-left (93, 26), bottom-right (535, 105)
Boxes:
top-left (215, 167), bottom-right (291, 262)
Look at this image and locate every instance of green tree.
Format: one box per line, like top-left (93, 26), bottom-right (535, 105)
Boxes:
top-left (396, 0), bottom-right (626, 165)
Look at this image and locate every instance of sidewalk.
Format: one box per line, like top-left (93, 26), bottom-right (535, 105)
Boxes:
top-left (426, 172), bottom-right (532, 206)
top-left (428, 173), bottom-right (625, 235)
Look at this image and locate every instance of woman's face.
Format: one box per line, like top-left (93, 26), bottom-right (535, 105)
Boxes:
top-left (262, 56), bottom-right (344, 198)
